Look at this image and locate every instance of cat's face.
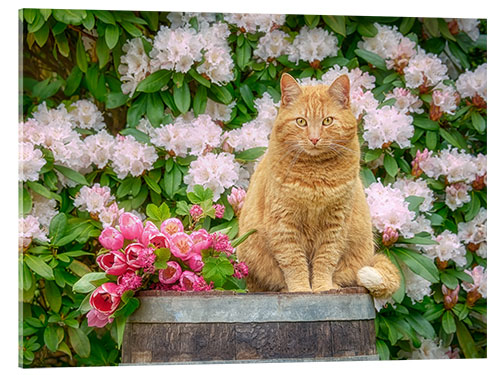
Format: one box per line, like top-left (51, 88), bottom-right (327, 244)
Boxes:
top-left (273, 74), bottom-right (357, 156)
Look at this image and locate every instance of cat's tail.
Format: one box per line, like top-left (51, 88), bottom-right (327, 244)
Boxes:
top-left (356, 253), bottom-right (400, 299)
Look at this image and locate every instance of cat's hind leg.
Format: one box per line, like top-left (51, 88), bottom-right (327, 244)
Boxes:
top-left (356, 253), bottom-right (400, 298)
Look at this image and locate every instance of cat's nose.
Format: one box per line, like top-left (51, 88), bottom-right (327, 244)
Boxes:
top-left (309, 137), bottom-right (320, 145)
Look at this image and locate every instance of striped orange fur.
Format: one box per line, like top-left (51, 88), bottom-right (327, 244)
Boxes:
top-left (237, 73), bottom-right (400, 298)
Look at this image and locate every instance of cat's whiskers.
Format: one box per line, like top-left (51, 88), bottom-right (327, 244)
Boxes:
top-left (282, 148), bottom-right (304, 182)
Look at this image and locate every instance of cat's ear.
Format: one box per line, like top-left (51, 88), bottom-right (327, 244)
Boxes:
top-left (280, 73), bottom-right (302, 107)
top-left (328, 75), bottom-right (350, 109)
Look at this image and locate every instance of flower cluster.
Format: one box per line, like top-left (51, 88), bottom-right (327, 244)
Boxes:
top-left (110, 135), bottom-right (158, 179)
top-left (403, 49), bottom-right (449, 91)
top-left (118, 38), bottom-right (152, 96)
top-left (254, 30), bottom-right (291, 63)
top-left (73, 184), bottom-right (124, 228)
top-left (87, 211), bottom-right (248, 327)
top-left (287, 27), bottom-right (339, 64)
top-left (456, 63), bottom-right (487, 102)
top-left (362, 106), bottom-right (414, 149)
top-left (223, 13), bottom-right (286, 33)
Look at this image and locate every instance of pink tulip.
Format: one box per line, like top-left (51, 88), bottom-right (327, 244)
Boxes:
top-left (170, 232), bottom-right (194, 261)
top-left (161, 218), bottom-right (184, 236)
top-left (159, 261), bottom-right (183, 284)
top-left (89, 282), bottom-right (121, 315)
top-left (187, 253), bottom-right (204, 272)
top-left (96, 250), bottom-right (128, 276)
top-left (87, 308), bottom-right (114, 328)
top-left (179, 271), bottom-right (199, 291)
top-left (98, 227), bottom-right (124, 250)
top-left (124, 242), bottom-right (148, 270)
top-left (190, 229), bottom-right (213, 254)
top-left (149, 232), bottom-right (170, 249)
top-left (140, 221), bottom-right (160, 246)
top-left (119, 212), bottom-right (143, 240)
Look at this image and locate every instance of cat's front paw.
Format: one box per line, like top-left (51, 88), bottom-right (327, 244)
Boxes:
top-left (312, 283), bottom-right (340, 293)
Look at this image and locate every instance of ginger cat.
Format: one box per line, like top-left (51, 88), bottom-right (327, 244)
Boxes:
top-left (236, 73), bottom-right (400, 298)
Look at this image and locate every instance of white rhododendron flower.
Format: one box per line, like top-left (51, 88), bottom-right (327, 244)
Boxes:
top-left (110, 135), bottom-right (158, 179)
top-left (362, 106), bottom-right (414, 149)
top-left (287, 27), bottom-right (339, 63)
top-left (404, 49), bottom-right (449, 89)
top-left (167, 12), bottom-right (217, 29)
top-left (456, 63), bottom-right (487, 101)
top-left (118, 37), bottom-right (153, 96)
top-left (31, 193), bottom-right (58, 228)
top-left (224, 13), bottom-right (286, 33)
top-left (410, 338), bottom-right (452, 359)
top-left (204, 99), bottom-right (236, 123)
top-left (83, 130), bottom-right (116, 169)
top-left (422, 230), bottom-right (467, 266)
top-left (385, 88), bottom-right (424, 114)
top-left (357, 23), bottom-right (417, 70)
top-left (19, 142), bottom-right (46, 182)
top-left (19, 215), bottom-right (48, 248)
top-left (402, 264), bottom-right (433, 304)
top-left (184, 152), bottom-right (242, 201)
top-left (254, 30), bottom-right (291, 62)
top-left (69, 100), bottom-right (106, 131)
top-left (73, 184), bottom-right (114, 215)
top-left (393, 177), bottom-right (435, 212)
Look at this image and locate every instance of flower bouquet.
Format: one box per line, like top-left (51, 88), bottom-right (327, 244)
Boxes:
top-left (72, 188), bottom-right (252, 348)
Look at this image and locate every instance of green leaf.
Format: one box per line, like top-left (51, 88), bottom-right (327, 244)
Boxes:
top-left (438, 18), bottom-right (456, 41)
top-left (52, 9), bottom-right (87, 24)
top-left (441, 271), bottom-right (458, 289)
top-left (405, 195), bottom-right (425, 213)
top-left (399, 17), bottom-right (415, 35)
top-left (64, 66), bottom-right (83, 96)
top-left (162, 164), bottom-right (182, 199)
top-left (120, 128), bottom-right (151, 144)
top-left (105, 24), bottom-right (120, 49)
top-left (425, 131), bottom-right (438, 150)
top-left (236, 39), bottom-right (252, 70)
top-left (398, 235), bottom-right (438, 245)
top-left (376, 339), bottom-right (390, 360)
top-left (127, 93), bottom-right (147, 126)
top-left (471, 111), bottom-right (486, 133)
top-left (21, 186), bottom-right (32, 215)
top-left (146, 92), bottom-right (165, 126)
top-left (357, 22), bottom-right (378, 37)
top-left (423, 18), bottom-right (440, 38)
top-left (54, 32), bottom-right (70, 57)
top-left (173, 81), bottom-right (191, 114)
top-left (143, 174), bottom-right (162, 195)
top-left (423, 304), bottom-right (445, 321)
top-left (464, 192), bottom-right (480, 222)
top-left (386, 251), bottom-right (405, 304)
top-left (53, 165), bottom-right (88, 185)
top-left (383, 154), bottom-right (399, 177)
top-left (354, 49), bottom-right (387, 71)
top-left (120, 21), bottom-right (142, 37)
top-left (210, 85), bottom-right (233, 105)
top-left (93, 10), bottom-right (115, 24)
top-left (442, 310), bottom-right (456, 334)
top-left (360, 167), bottom-right (376, 187)
top-left (44, 280), bottom-right (62, 313)
top-left (231, 229), bottom-right (257, 248)
top-left (26, 181), bottom-right (61, 202)
top-left (456, 320), bottom-right (480, 358)
top-left (25, 255), bottom-right (54, 280)
top-left (33, 23), bottom-right (50, 47)
top-left (449, 41), bottom-right (470, 70)
top-left (322, 15), bottom-right (345, 36)
top-left (391, 248), bottom-right (439, 283)
top-left (193, 85), bottom-right (208, 116)
top-left (234, 147), bottom-right (267, 162)
top-left (68, 327), bottom-right (91, 358)
top-left (141, 11), bottom-right (159, 31)
top-left (49, 213), bottom-right (67, 244)
top-left (240, 84), bottom-right (255, 111)
top-left (364, 149), bottom-right (382, 162)
top-left (136, 69), bottom-right (172, 93)
top-left (413, 117), bottom-right (439, 131)
top-left (44, 325), bottom-right (59, 353)
top-left (96, 37), bottom-right (110, 69)
top-left (72, 272), bottom-right (108, 294)
top-left (187, 185), bottom-right (214, 204)
top-left (82, 12), bottom-right (95, 30)
top-left (439, 128), bottom-right (462, 149)
top-left (76, 36), bottom-right (88, 73)
top-left (189, 69), bottom-right (211, 88)
top-left (106, 91), bottom-right (129, 109)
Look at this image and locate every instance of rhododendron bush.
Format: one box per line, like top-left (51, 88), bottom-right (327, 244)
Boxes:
top-left (19, 9), bottom-right (486, 367)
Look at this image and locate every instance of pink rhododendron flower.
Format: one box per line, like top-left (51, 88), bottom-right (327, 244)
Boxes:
top-left (187, 253), bottom-right (204, 272)
top-left (89, 282), bottom-right (122, 315)
top-left (213, 204), bottom-right (225, 219)
top-left (159, 261), bottom-right (183, 284)
top-left (96, 250), bottom-right (128, 276)
top-left (227, 187), bottom-right (246, 216)
top-left (189, 204), bottom-right (204, 222)
top-left (169, 232), bottom-right (194, 260)
top-left (442, 284), bottom-right (460, 310)
top-left (382, 226), bottom-right (399, 246)
top-left (462, 265), bottom-right (487, 298)
top-left (119, 212), bottom-right (143, 240)
top-left (161, 218), bottom-right (184, 236)
top-left (190, 229), bottom-right (212, 254)
top-left (87, 308), bottom-right (114, 328)
top-left (211, 232), bottom-right (234, 255)
top-left (411, 148), bottom-right (430, 177)
top-left (98, 226), bottom-right (124, 250)
top-left (116, 270), bottom-right (142, 294)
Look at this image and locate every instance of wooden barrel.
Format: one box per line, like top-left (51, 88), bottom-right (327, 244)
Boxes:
top-left (121, 287), bottom-right (378, 364)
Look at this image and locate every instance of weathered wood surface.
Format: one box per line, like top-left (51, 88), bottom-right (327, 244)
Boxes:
top-left (121, 287), bottom-right (379, 364)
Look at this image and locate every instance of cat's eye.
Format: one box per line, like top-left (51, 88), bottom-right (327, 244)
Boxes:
top-left (296, 117), bottom-right (307, 127)
top-left (322, 116), bottom-right (334, 127)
